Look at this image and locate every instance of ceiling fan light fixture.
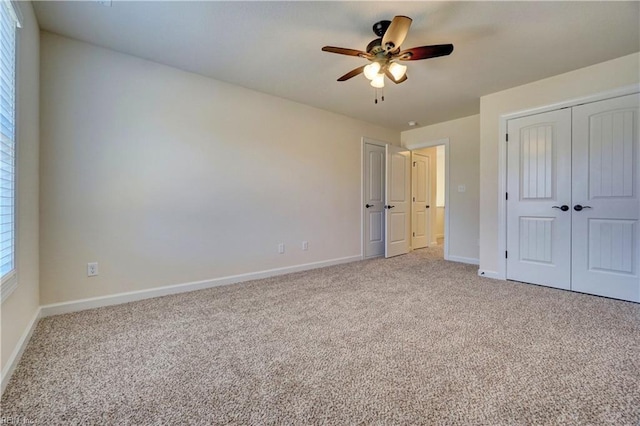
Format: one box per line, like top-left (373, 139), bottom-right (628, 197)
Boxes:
top-left (370, 73), bottom-right (385, 88)
top-left (363, 62), bottom-right (381, 80)
top-left (388, 62), bottom-right (407, 81)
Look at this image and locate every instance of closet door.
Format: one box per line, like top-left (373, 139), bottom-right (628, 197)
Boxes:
top-left (506, 109), bottom-right (572, 289)
top-left (571, 94), bottom-right (640, 302)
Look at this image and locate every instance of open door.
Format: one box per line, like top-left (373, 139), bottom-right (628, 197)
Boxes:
top-left (411, 152), bottom-right (430, 249)
top-left (385, 145), bottom-right (411, 258)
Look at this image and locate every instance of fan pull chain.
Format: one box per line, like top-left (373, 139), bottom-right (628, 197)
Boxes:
top-left (374, 88), bottom-right (385, 104)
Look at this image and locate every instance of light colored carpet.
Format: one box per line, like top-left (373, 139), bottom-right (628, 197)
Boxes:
top-left (2, 247), bottom-right (640, 425)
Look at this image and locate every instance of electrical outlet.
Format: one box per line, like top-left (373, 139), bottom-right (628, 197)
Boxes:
top-left (302, 241), bottom-right (308, 251)
top-left (87, 262), bottom-right (99, 277)
top-left (278, 243), bottom-right (285, 254)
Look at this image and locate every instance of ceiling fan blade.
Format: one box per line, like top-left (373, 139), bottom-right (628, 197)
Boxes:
top-left (322, 46), bottom-right (371, 59)
top-left (384, 69), bottom-right (408, 84)
top-left (397, 44), bottom-right (454, 61)
top-left (381, 16), bottom-right (412, 52)
top-left (338, 65), bottom-right (366, 81)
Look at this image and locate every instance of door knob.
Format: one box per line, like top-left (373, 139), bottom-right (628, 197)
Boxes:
top-left (385, 205), bottom-right (396, 209)
top-left (365, 204), bottom-right (374, 208)
top-left (552, 205), bottom-right (569, 211)
top-left (573, 205), bottom-right (592, 211)
top-left (426, 205), bottom-right (430, 209)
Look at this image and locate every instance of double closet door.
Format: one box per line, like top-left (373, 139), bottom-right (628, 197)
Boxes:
top-left (507, 94), bottom-right (639, 302)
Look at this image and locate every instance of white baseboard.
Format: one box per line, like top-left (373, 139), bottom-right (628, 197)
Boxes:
top-left (40, 255), bottom-right (362, 318)
top-left (477, 270), bottom-right (504, 280)
top-left (447, 255), bottom-right (479, 265)
top-left (1, 307), bottom-right (41, 395)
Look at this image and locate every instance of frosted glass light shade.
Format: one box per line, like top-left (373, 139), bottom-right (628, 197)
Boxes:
top-left (363, 62), bottom-right (381, 80)
top-left (388, 62), bottom-right (407, 80)
top-left (370, 73), bottom-right (385, 88)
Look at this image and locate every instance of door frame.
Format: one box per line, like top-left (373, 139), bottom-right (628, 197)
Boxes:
top-left (361, 137), bottom-right (390, 259)
top-left (403, 138), bottom-right (451, 261)
top-left (492, 84), bottom-right (640, 280)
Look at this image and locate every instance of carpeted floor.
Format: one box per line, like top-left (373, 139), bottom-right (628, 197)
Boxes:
top-left (2, 247), bottom-right (640, 425)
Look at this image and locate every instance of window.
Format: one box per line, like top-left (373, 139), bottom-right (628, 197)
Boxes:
top-left (1, 0), bottom-right (21, 303)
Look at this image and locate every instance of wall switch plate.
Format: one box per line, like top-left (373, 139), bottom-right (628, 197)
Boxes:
top-left (278, 243), bottom-right (285, 254)
top-left (458, 185), bottom-right (466, 193)
top-left (302, 241), bottom-right (308, 251)
top-left (87, 262), bottom-right (99, 277)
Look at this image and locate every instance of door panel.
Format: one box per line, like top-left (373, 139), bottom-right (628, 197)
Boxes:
top-left (506, 109), bottom-right (572, 289)
top-left (411, 153), bottom-right (429, 249)
top-left (385, 145), bottom-right (410, 258)
top-left (364, 143), bottom-right (385, 258)
top-left (587, 219), bottom-right (635, 274)
top-left (520, 124), bottom-right (554, 199)
top-left (571, 93), bottom-right (640, 302)
top-left (519, 217), bottom-right (553, 264)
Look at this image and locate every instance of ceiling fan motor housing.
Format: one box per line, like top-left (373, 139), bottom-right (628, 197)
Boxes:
top-left (366, 38), bottom-right (385, 55)
top-left (372, 20), bottom-right (391, 37)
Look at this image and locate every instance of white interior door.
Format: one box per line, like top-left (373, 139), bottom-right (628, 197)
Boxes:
top-left (571, 93), bottom-right (640, 302)
top-left (412, 153), bottom-right (430, 249)
top-left (385, 145), bottom-right (410, 258)
top-left (506, 109), bottom-right (572, 289)
top-left (363, 142), bottom-right (385, 258)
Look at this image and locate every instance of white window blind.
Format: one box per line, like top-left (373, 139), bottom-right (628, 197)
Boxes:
top-left (0, 0), bottom-right (20, 303)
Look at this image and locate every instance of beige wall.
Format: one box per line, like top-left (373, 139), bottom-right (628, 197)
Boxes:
top-left (402, 115), bottom-right (480, 262)
top-left (435, 207), bottom-right (445, 240)
top-left (39, 32), bottom-right (399, 305)
top-left (436, 145), bottom-right (445, 207)
top-left (479, 53), bottom-right (640, 275)
top-left (1, 2), bottom-right (40, 373)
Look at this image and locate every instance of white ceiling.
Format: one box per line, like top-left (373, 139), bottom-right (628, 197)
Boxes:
top-left (33, 1), bottom-right (640, 130)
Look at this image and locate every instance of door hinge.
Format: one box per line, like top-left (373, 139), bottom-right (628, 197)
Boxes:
top-left (413, 232), bottom-right (415, 237)
top-left (505, 133), bottom-right (509, 142)
top-left (413, 161), bottom-right (416, 167)
top-left (413, 197), bottom-right (416, 201)
top-left (505, 250), bottom-right (508, 259)
top-left (506, 192), bottom-right (508, 200)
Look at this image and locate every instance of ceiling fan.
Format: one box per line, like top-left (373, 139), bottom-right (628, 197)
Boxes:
top-left (322, 16), bottom-right (453, 102)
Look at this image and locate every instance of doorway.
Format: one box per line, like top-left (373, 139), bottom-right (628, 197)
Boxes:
top-left (362, 137), bottom-right (451, 260)
top-left (411, 145), bottom-right (446, 257)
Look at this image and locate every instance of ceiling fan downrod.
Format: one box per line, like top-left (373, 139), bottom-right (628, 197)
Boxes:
top-left (374, 87), bottom-right (385, 104)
